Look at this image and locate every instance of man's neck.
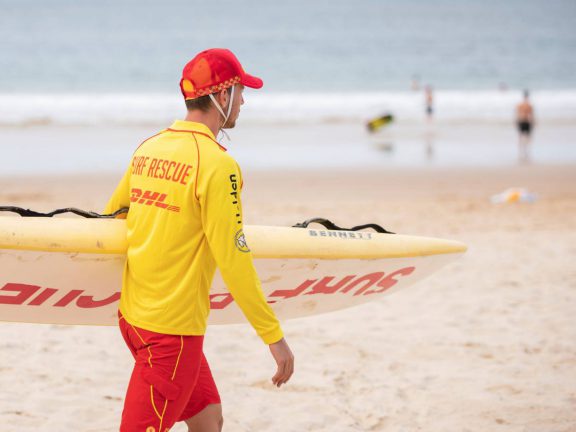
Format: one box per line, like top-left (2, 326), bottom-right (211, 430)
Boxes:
top-left (184, 110), bottom-right (221, 138)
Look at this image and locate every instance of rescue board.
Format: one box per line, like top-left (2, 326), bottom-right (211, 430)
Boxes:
top-left (0, 217), bottom-right (466, 326)
top-left (366, 113), bottom-right (394, 132)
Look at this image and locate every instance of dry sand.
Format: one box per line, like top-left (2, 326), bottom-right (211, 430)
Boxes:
top-left (0, 164), bottom-right (575, 431)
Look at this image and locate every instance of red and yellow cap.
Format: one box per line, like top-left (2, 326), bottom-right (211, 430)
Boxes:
top-left (179, 48), bottom-right (263, 100)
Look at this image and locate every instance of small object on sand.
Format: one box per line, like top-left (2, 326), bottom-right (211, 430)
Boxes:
top-left (491, 187), bottom-right (537, 204)
top-left (367, 113), bottom-right (394, 133)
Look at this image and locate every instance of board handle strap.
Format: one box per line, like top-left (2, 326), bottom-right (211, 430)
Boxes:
top-left (0, 206), bottom-right (128, 219)
top-left (0, 208), bottom-right (394, 233)
top-left (293, 218), bottom-right (394, 234)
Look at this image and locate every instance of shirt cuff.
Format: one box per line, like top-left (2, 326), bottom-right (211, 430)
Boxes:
top-left (259, 326), bottom-right (284, 345)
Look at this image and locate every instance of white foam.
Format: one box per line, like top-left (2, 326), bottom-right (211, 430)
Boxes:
top-left (0, 90), bottom-right (575, 126)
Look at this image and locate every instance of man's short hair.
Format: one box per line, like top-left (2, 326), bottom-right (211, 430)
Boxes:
top-left (185, 88), bottom-right (231, 112)
top-left (185, 95), bottom-right (212, 112)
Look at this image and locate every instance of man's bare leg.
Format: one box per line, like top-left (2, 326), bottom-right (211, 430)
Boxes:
top-left (185, 403), bottom-right (223, 432)
top-left (519, 134), bottom-right (530, 163)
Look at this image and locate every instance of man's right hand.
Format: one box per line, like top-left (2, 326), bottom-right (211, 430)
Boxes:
top-left (269, 338), bottom-right (294, 388)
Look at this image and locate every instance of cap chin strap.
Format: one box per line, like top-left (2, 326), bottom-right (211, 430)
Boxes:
top-left (209, 85), bottom-right (235, 130)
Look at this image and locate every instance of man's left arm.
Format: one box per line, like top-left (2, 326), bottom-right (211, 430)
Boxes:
top-left (198, 157), bottom-right (284, 345)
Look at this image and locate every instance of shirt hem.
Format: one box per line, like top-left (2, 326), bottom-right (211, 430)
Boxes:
top-left (120, 309), bottom-right (207, 336)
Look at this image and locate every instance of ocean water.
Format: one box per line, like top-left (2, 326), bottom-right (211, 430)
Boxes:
top-left (0, 0), bottom-right (575, 172)
top-left (1, 0), bottom-right (576, 92)
top-left (1, 0), bottom-right (575, 125)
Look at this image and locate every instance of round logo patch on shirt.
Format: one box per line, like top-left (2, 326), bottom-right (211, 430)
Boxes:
top-left (235, 229), bottom-right (250, 253)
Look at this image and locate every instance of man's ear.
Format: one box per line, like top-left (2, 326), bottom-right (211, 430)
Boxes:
top-left (217, 89), bottom-right (229, 107)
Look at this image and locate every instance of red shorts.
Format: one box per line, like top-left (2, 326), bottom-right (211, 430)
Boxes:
top-left (118, 313), bottom-right (220, 432)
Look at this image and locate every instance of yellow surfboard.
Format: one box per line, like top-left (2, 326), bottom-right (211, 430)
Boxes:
top-left (0, 217), bottom-right (466, 325)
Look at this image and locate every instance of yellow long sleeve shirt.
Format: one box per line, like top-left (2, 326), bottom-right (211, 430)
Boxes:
top-left (104, 120), bottom-right (283, 344)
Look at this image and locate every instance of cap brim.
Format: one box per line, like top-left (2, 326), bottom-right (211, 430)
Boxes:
top-left (241, 73), bottom-right (263, 89)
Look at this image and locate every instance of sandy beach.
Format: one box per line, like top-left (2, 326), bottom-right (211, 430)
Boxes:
top-left (2, 0), bottom-right (576, 429)
top-left (0, 162), bottom-right (575, 432)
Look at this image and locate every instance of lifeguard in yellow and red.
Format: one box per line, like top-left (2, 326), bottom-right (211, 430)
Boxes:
top-left (105, 48), bottom-right (294, 432)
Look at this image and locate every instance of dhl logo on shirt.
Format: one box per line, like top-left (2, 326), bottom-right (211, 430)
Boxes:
top-left (130, 188), bottom-right (180, 213)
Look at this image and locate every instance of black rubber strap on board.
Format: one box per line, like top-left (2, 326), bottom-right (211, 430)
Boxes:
top-left (0, 206), bottom-right (129, 219)
top-left (293, 218), bottom-right (394, 234)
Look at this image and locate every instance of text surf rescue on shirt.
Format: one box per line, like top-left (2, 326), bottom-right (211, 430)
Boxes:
top-left (130, 155), bottom-right (194, 185)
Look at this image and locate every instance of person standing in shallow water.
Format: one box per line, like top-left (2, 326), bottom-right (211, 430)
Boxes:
top-left (424, 85), bottom-right (434, 121)
top-left (105, 48), bottom-right (294, 432)
top-left (423, 85), bottom-right (435, 159)
top-left (516, 90), bottom-right (535, 163)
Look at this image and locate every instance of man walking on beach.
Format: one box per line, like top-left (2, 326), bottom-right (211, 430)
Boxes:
top-left (105, 48), bottom-right (294, 432)
top-left (516, 90), bottom-right (535, 162)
